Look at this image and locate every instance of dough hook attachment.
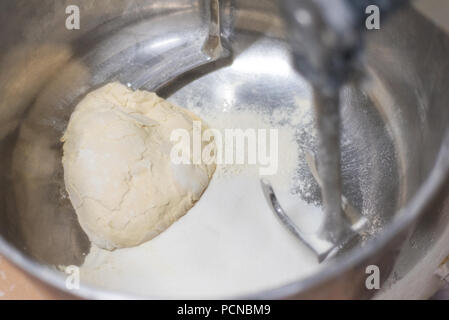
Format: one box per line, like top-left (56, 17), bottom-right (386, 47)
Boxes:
top-left (262, 0), bottom-right (408, 262)
top-left (261, 149), bottom-right (368, 262)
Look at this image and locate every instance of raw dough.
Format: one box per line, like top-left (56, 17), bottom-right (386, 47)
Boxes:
top-left (62, 82), bottom-right (215, 250)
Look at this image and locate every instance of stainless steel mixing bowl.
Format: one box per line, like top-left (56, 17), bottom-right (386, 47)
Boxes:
top-left (1, 0), bottom-right (449, 299)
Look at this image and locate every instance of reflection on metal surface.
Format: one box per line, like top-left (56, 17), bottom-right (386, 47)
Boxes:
top-left (0, 0), bottom-right (448, 299)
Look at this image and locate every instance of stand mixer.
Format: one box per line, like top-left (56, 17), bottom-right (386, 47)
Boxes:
top-left (0, 0), bottom-right (449, 299)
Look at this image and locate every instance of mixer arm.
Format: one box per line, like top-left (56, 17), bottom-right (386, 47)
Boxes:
top-left (263, 0), bottom-right (410, 259)
top-left (280, 0), bottom-right (409, 93)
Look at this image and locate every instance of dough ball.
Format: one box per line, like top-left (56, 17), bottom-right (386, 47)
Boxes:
top-left (62, 82), bottom-right (215, 250)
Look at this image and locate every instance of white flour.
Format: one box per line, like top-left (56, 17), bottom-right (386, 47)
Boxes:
top-left (79, 104), bottom-right (324, 298)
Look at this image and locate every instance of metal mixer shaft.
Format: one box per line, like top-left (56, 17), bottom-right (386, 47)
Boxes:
top-left (263, 0), bottom-right (410, 261)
